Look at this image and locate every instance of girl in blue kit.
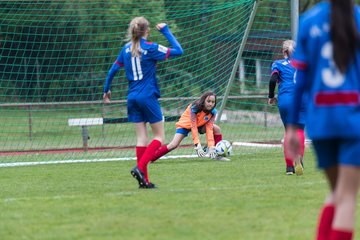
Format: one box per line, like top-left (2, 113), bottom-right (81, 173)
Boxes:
top-left (268, 40), bottom-right (306, 175)
top-left (285, 1), bottom-right (360, 239)
top-left (103, 16), bottom-right (183, 189)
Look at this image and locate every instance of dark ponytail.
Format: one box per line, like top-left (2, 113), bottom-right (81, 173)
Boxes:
top-left (330, 0), bottom-right (358, 73)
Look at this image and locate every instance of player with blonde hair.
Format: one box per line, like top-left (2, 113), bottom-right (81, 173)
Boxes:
top-left (268, 39), bottom-right (306, 175)
top-left (103, 16), bottom-right (183, 188)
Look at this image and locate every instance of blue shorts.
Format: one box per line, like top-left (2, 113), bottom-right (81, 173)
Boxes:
top-left (127, 94), bottom-right (163, 124)
top-left (175, 126), bottom-right (206, 136)
top-left (278, 96), bottom-right (306, 129)
top-left (312, 138), bottom-right (360, 169)
top-left (278, 102), bottom-right (305, 129)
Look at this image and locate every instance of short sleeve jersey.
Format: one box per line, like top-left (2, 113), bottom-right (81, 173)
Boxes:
top-left (271, 58), bottom-right (296, 98)
top-left (292, 2), bottom-right (360, 139)
top-left (116, 38), bottom-right (170, 98)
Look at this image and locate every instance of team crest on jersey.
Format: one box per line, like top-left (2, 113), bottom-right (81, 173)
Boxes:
top-left (158, 44), bottom-right (168, 54)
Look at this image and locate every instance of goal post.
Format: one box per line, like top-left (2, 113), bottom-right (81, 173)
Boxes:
top-left (216, 0), bottom-right (261, 125)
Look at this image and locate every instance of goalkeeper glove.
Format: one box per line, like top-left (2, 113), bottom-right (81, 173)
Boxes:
top-left (194, 143), bottom-right (206, 157)
top-left (208, 146), bottom-right (218, 159)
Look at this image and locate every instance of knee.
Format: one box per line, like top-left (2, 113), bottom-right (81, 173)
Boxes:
top-left (167, 142), bottom-right (179, 150)
top-left (213, 124), bottom-right (221, 134)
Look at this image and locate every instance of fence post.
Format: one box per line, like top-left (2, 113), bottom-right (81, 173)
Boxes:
top-left (28, 105), bottom-right (33, 140)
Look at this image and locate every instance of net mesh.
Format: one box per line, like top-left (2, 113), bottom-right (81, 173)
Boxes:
top-left (1, 0), bottom-right (296, 161)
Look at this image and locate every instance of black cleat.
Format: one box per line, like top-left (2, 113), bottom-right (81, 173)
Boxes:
top-left (130, 166), bottom-right (148, 187)
top-left (286, 166), bottom-right (295, 175)
top-left (139, 182), bottom-right (157, 189)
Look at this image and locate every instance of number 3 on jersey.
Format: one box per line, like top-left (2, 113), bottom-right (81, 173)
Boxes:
top-left (321, 41), bottom-right (344, 88)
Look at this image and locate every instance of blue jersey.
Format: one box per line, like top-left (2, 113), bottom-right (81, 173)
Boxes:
top-left (291, 2), bottom-right (360, 139)
top-left (271, 58), bottom-right (295, 97)
top-left (103, 25), bottom-right (183, 98)
top-left (271, 58), bottom-right (306, 126)
top-left (117, 39), bottom-right (169, 98)
top-left (103, 25), bottom-right (183, 123)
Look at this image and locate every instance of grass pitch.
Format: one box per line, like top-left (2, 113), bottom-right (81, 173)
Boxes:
top-left (1, 147), bottom-right (357, 240)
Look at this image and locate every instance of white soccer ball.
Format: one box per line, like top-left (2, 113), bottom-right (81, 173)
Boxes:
top-left (215, 140), bottom-right (233, 157)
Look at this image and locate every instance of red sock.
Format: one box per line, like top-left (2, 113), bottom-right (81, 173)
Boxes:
top-left (136, 146), bottom-right (147, 164)
top-left (283, 134), bottom-right (294, 167)
top-left (329, 229), bottom-right (353, 240)
top-left (316, 204), bottom-right (335, 240)
top-left (151, 145), bottom-right (170, 163)
top-left (214, 134), bottom-right (222, 145)
top-left (296, 129), bottom-right (305, 157)
top-left (138, 140), bottom-right (161, 183)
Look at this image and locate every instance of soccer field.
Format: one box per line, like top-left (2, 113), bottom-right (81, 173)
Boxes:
top-left (2, 147), bottom-right (358, 240)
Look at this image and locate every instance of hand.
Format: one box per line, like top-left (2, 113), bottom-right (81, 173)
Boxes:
top-left (194, 143), bottom-right (206, 157)
top-left (268, 97), bottom-right (278, 105)
top-left (103, 91), bottom-right (111, 103)
top-left (208, 146), bottom-right (218, 159)
top-left (156, 23), bottom-right (167, 31)
top-left (284, 125), bottom-right (300, 160)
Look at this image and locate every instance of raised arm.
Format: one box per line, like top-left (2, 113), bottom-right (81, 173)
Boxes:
top-left (157, 23), bottom-right (183, 57)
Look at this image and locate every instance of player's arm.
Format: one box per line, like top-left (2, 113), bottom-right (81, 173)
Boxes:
top-left (205, 115), bottom-right (217, 159)
top-left (205, 115), bottom-right (215, 148)
top-left (103, 59), bottom-right (122, 103)
top-left (190, 110), bottom-right (200, 146)
top-left (189, 108), bottom-right (206, 157)
top-left (268, 71), bottom-right (279, 105)
top-left (156, 23), bottom-right (183, 57)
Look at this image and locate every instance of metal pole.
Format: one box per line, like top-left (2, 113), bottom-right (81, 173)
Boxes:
top-left (291, 0), bottom-right (299, 41)
top-left (28, 105), bottom-right (32, 140)
top-left (216, 0), bottom-right (261, 124)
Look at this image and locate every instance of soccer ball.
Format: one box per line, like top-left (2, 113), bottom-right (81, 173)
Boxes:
top-left (215, 140), bottom-right (233, 157)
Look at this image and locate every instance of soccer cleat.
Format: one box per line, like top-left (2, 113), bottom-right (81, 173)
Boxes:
top-left (215, 156), bottom-right (230, 161)
top-left (130, 166), bottom-right (148, 187)
top-left (295, 156), bottom-right (304, 176)
top-left (139, 182), bottom-right (157, 189)
top-left (286, 166), bottom-right (295, 175)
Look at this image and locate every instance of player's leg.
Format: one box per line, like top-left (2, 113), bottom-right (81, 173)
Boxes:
top-left (329, 139), bottom-right (360, 240)
top-left (152, 132), bottom-right (186, 163)
top-left (136, 96), bottom-right (165, 187)
top-left (128, 98), bottom-right (150, 187)
top-left (135, 122), bottom-right (148, 163)
top-left (313, 139), bottom-right (338, 240)
top-left (294, 125), bottom-right (305, 175)
top-left (213, 124), bottom-right (222, 145)
top-left (278, 102), bottom-right (294, 174)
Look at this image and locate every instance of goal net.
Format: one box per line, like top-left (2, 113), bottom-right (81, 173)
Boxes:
top-left (0, 0), bottom-right (292, 162)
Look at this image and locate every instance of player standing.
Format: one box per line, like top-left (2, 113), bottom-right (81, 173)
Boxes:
top-left (103, 16), bottom-right (183, 188)
top-left (268, 40), bottom-right (306, 175)
top-left (285, 1), bottom-right (360, 239)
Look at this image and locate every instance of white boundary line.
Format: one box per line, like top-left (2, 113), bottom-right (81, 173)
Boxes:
top-left (0, 141), bottom-right (292, 168)
top-left (0, 155), bottom-right (199, 168)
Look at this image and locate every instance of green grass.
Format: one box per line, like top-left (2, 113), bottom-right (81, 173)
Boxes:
top-left (2, 147), bottom-right (357, 240)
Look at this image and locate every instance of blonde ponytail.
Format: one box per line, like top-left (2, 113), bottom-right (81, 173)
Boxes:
top-left (126, 17), bottom-right (150, 57)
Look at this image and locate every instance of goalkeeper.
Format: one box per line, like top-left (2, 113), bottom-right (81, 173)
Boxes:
top-left (151, 91), bottom-right (230, 162)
